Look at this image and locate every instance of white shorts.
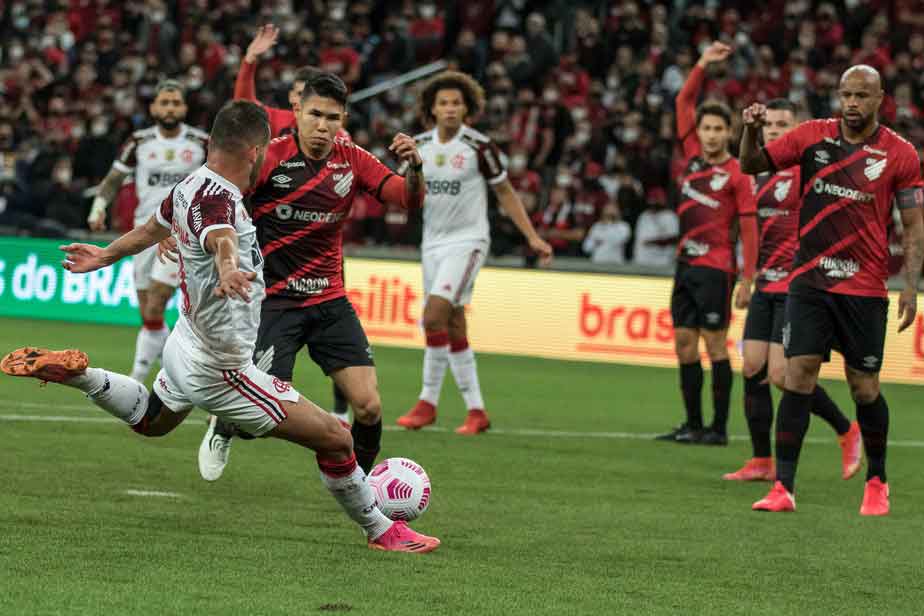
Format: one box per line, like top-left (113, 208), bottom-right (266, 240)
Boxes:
top-left (422, 241), bottom-right (487, 307)
top-left (133, 244), bottom-right (179, 291)
top-left (154, 334), bottom-right (300, 437)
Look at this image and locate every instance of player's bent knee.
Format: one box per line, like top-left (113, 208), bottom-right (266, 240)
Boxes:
top-left (317, 419), bottom-right (353, 460)
top-left (741, 359), bottom-right (765, 380)
top-left (768, 365), bottom-right (786, 390)
top-left (130, 390), bottom-right (180, 437)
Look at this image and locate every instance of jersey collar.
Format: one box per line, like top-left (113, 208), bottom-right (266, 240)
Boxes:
top-left (155, 123), bottom-right (188, 142)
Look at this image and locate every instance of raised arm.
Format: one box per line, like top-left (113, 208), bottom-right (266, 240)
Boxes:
top-left (380, 133), bottom-right (426, 210)
top-left (739, 103), bottom-right (773, 175)
top-left (234, 25), bottom-right (279, 102)
top-left (677, 42), bottom-right (731, 157)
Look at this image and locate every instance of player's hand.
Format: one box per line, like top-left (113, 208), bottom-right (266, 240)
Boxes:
top-left (60, 243), bottom-right (112, 273)
top-left (734, 278), bottom-right (753, 309)
top-left (215, 270), bottom-right (257, 302)
top-left (529, 236), bottom-right (554, 266)
top-left (245, 24), bottom-right (279, 62)
top-left (389, 133), bottom-right (422, 168)
top-left (698, 41), bottom-right (732, 67)
top-left (87, 210), bottom-right (107, 232)
top-left (742, 103), bottom-right (768, 129)
top-left (897, 287), bottom-right (917, 333)
top-left (157, 237), bottom-right (179, 264)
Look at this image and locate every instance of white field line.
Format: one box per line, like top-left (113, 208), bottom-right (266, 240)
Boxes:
top-left (3, 404), bottom-right (924, 448)
top-left (123, 489), bottom-right (183, 498)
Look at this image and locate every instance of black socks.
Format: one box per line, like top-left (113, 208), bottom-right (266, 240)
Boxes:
top-left (679, 361), bottom-right (704, 430)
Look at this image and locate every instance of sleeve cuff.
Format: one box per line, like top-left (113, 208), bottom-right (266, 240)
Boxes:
top-left (199, 224), bottom-right (235, 252)
top-left (488, 171), bottom-right (508, 186)
top-left (154, 207), bottom-right (172, 230)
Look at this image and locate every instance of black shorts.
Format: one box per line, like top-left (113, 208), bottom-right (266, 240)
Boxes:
top-left (256, 296), bottom-right (374, 380)
top-left (670, 264), bottom-right (734, 331)
top-left (783, 287), bottom-right (888, 373)
top-left (743, 290), bottom-right (787, 344)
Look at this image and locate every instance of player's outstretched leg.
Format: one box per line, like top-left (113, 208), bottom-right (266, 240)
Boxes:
top-left (1, 347), bottom-right (187, 435)
top-left (270, 396), bottom-right (440, 552)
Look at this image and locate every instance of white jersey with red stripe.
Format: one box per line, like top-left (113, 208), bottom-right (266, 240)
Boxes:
top-left (154, 164), bottom-right (264, 369)
top-left (113, 124), bottom-right (209, 227)
top-left (415, 125), bottom-right (507, 249)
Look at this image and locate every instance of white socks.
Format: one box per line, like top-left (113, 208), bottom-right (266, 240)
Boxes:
top-left (130, 323), bottom-right (170, 383)
top-left (448, 339), bottom-right (485, 410)
top-left (66, 368), bottom-right (149, 425)
top-left (419, 331), bottom-right (449, 406)
top-left (318, 456), bottom-right (393, 540)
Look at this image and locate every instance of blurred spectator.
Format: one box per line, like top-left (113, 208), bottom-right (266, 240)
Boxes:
top-left (409, 3), bottom-right (445, 63)
top-left (633, 190), bottom-right (679, 267)
top-left (524, 13), bottom-right (558, 82)
top-left (320, 28), bottom-right (362, 88)
top-left (534, 184), bottom-right (586, 256)
top-left (582, 202), bottom-right (631, 265)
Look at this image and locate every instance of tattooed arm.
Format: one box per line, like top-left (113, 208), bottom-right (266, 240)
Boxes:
top-left (897, 189), bottom-right (924, 332)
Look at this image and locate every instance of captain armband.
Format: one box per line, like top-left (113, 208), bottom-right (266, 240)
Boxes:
top-left (896, 186), bottom-right (924, 210)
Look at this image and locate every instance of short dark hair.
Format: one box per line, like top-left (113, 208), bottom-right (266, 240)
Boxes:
top-left (418, 70), bottom-right (485, 124)
top-left (293, 66), bottom-right (321, 85)
top-left (300, 72), bottom-right (349, 107)
top-left (766, 98), bottom-right (797, 114)
top-left (209, 100), bottom-right (270, 153)
top-left (696, 101), bottom-right (732, 127)
top-left (154, 79), bottom-right (186, 100)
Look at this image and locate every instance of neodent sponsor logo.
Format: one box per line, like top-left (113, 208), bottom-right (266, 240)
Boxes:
top-left (681, 181), bottom-right (721, 209)
top-left (812, 179), bottom-right (873, 202)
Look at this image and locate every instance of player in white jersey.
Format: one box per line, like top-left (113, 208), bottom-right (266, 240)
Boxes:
top-left (1, 101), bottom-right (439, 553)
top-left (396, 71), bottom-right (553, 435)
top-left (87, 80), bottom-right (208, 384)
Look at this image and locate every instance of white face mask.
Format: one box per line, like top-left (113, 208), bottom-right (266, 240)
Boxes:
top-left (54, 168), bottom-right (72, 184)
top-left (9, 46), bottom-right (24, 61)
top-left (70, 124), bottom-right (85, 140)
top-left (556, 174), bottom-right (571, 187)
top-left (91, 121), bottom-right (108, 137)
top-left (622, 127), bottom-right (640, 143)
top-left (510, 155), bottom-right (527, 171)
top-left (420, 4), bottom-right (436, 19)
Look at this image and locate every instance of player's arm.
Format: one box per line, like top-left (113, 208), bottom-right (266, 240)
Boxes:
top-left (492, 179), bottom-right (553, 263)
top-left (896, 186), bottom-right (924, 332)
top-left (235, 24), bottom-right (279, 102)
top-left (377, 133), bottom-right (426, 209)
top-left (734, 173), bottom-right (759, 308)
top-left (739, 103), bottom-right (772, 174)
top-left (87, 167), bottom-right (129, 231)
top-left (204, 227), bottom-right (256, 302)
top-left (676, 42), bottom-right (730, 158)
top-left (62, 214), bottom-right (171, 274)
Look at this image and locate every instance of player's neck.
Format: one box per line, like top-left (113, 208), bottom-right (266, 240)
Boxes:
top-left (205, 154), bottom-right (248, 193)
top-left (702, 150), bottom-right (730, 166)
top-left (437, 124), bottom-right (461, 143)
top-left (297, 134), bottom-right (333, 161)
top-left (840, 119), bottom-right (879, 144)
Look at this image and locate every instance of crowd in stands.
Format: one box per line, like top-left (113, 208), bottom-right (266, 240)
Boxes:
top-left (1, 1), bottom-right (923, 266)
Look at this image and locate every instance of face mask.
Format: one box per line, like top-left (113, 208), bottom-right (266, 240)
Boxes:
top-left (622, 127), bottom-right (640, 143)
top-left (281, 70), bottom-right (295, 83)
top-left (60, 31), bottom-right (75, 50)
top-left (571, 107), bottom-right (587, 122)
top-left (9, 46), bottom-right (24, 61)
top-left (70, 124), bottom-right (85, 140)
top-left (792, 71), bottom-right (807, 87)
top-left (543, 90), bottom-right (558, 104)
top-left (420, 4), bottom-right (436, 19)
top-left (510, 155), bottom-right (527, 170)
top-left (91, 121), bottom-right (108, 137)
top-left (330, 6), bottom-right (345, 20)
top-left (282, 21), bottom-right (298, 36)
top-left (556, 174), bottom-right (571, 187)
top-left (646, 93), bottom-right (663, 108)
top-left (13, 16), bottom-right (29, 30)
top-left (151, 10), bottom-right (166, 23)
top-left (574, 131), bottom-right (591, 146)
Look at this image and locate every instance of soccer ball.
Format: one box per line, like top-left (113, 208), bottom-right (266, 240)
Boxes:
top-left (368, 457), bottom-right (431, 521)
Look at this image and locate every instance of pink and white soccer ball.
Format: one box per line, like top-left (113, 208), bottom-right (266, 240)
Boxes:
top-left (368, 457), bottom-right (431, 521)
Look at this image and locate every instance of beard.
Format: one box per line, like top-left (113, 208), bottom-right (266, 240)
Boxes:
top-left (156, 116), bottom-right (181, 130)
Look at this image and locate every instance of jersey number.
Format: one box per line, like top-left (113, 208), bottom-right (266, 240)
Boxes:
top-left (426, 180), bottom-right (461, 196)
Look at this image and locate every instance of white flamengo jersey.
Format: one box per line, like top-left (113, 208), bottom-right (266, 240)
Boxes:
top-left (155, 165), bottom-right (264, 369)
top-left (114, 123), bottom-right (208, 226)
top-left (415, 125), bottom-right (507, 249)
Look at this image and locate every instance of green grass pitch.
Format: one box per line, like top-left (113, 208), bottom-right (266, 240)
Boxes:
top-left (1, 317), bottom-right (924, 615)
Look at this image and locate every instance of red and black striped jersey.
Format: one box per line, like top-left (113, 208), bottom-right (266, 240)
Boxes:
top-left (675, 63), bottom-right (758, 276)
top-left (675, 154), bottom-right (756, 274)
top-left (764, 119), bottom-right (923, 297)
top-left (754, 167), bottom-right (800, 293)
top-left (250, 134), bottom-right (395, 309)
